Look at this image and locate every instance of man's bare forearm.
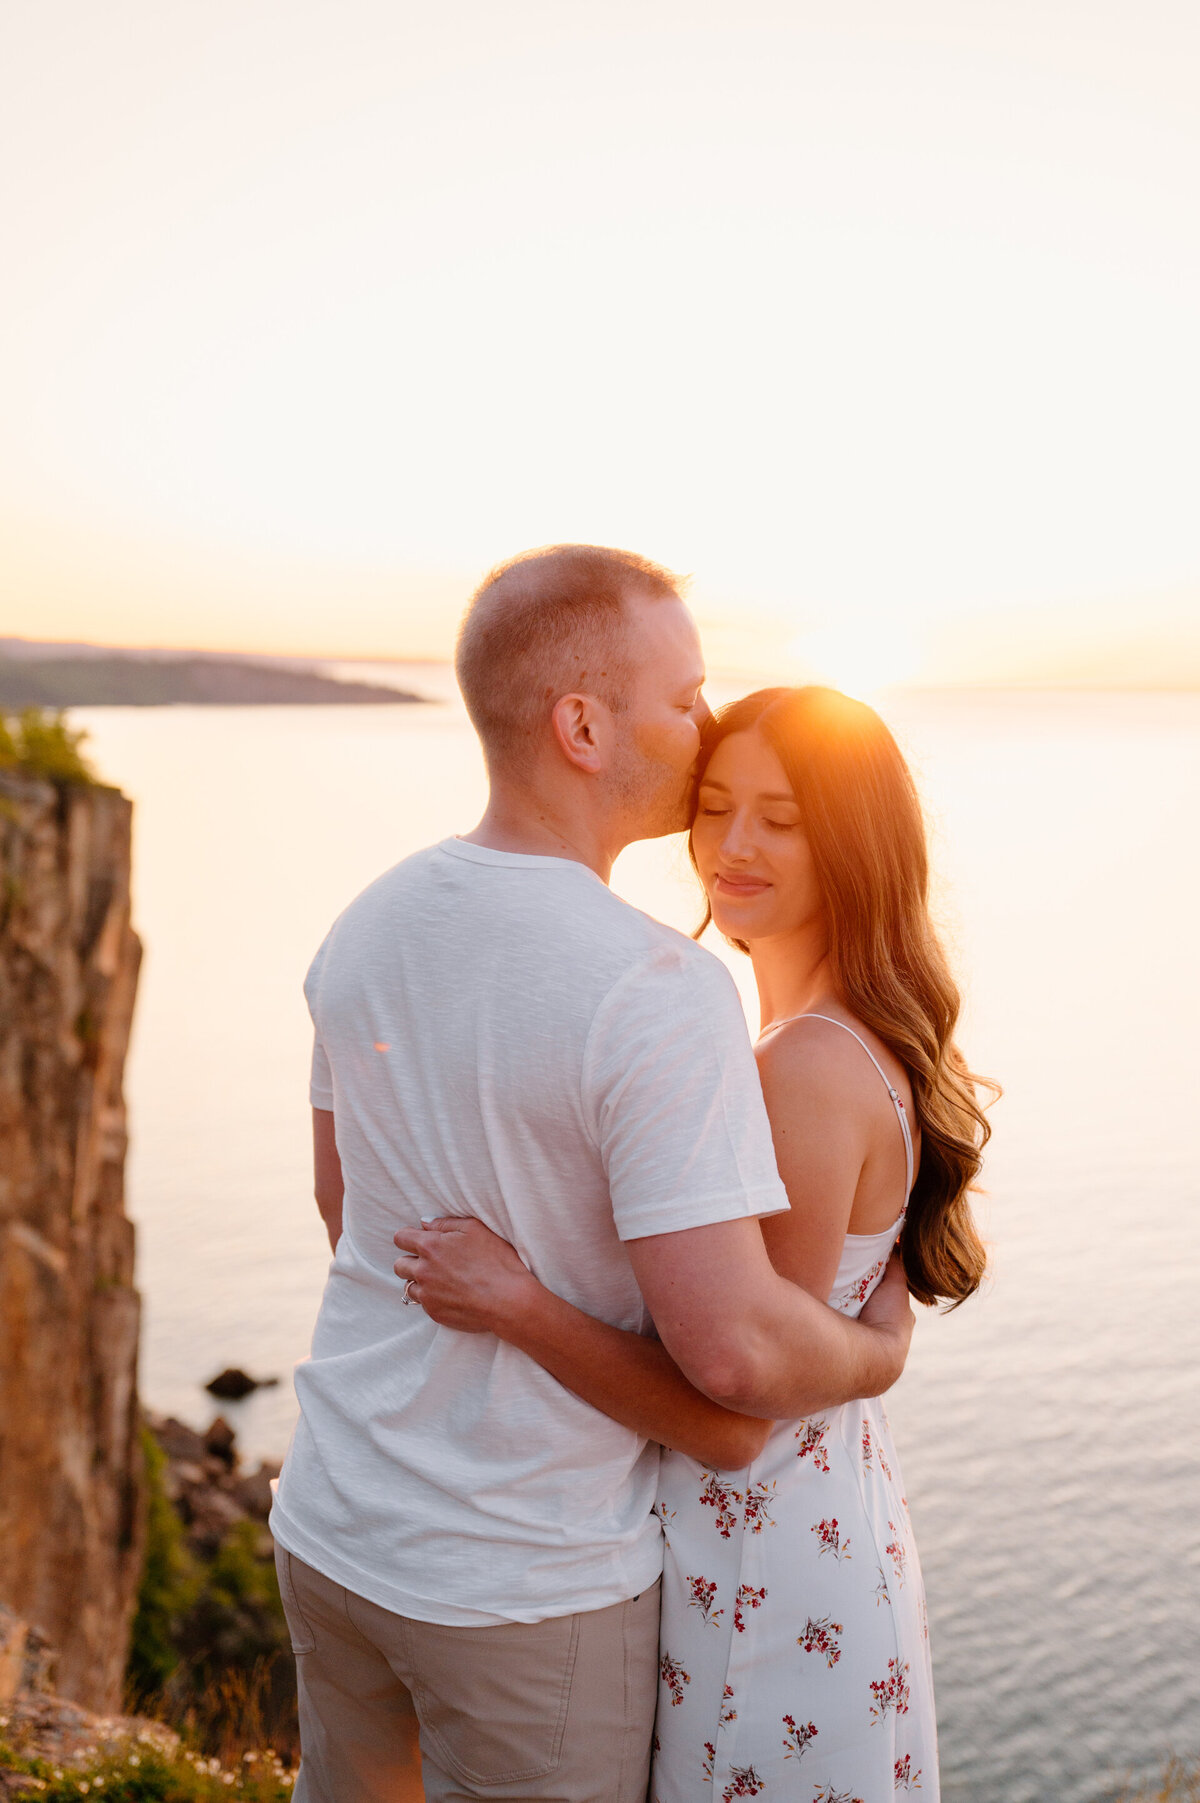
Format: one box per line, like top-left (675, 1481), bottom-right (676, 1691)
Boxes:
top-left (500, 1280), bottom-right (770, 1469)
top-left (676, 1258), bottom-right (914, 1420)
top-left (718, 1290), bottom-right (904, 1417)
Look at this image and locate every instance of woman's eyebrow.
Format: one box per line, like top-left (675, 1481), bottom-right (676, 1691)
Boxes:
top-left (697, 780), bottom-right (799, 805)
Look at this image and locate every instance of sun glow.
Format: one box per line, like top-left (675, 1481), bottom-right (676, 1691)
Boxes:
top-left (787, 619), bottom-right (925, 699)
top-left (2, 5), bottom-right (1199, 686)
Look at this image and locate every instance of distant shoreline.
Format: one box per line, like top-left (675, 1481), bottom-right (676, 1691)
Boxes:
top-left (2, 637), bottom-right (1197, 700)
top-left (0, 652), bottom-right (426, 709)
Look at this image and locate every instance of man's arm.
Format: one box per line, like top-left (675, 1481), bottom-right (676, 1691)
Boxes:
top-left (312, 1107), bottom-right (344, 1252)
top-left (393, 1217), bottom-right (772, 1470)
top-left (394, 1212), bottom-right (910, 1428)
top-left (625, 1217), bottom-right (913, 1419)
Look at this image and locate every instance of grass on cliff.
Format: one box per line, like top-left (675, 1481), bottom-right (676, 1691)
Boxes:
top-left (0, 709), bottom-right (96, 785)
top-left (0, 1723), bottom-right (297, 1799)
top-left (126, 1429), bottom-right (297, 1763)
top-left (0, 1433), bottom-right (301, 1798)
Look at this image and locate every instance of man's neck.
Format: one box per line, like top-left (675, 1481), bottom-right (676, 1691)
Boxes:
top-left (461, 786), bottom-right (619, 883)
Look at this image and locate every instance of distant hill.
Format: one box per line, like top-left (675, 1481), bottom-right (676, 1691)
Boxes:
top-left (0, 654), bottom-right (425, 708)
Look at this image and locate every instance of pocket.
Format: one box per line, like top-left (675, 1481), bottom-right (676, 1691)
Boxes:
top-left (275, 1548), bottom-right (318, 1656)
top-left (412, 1610), bottom-right (581, 1787)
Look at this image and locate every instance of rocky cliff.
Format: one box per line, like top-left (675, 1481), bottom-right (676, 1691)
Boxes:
top-left (0, 771), bottom-right (143, 1714)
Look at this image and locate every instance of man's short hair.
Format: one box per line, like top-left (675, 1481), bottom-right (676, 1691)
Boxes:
top-left (455, 544), bottom-right (684, 767)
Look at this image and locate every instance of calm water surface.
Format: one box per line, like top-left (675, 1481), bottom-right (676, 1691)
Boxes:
top-left (74, 679), bottom-right (1200, 1803)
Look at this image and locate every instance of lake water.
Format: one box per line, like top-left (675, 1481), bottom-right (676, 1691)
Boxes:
top-left (70, 676), bottom-right (1200, 1803)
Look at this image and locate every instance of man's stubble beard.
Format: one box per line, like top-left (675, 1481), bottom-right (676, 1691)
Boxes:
top-left (610, 740), bottom-right (696, 843)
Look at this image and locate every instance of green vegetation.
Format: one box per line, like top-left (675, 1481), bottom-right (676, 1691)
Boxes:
top-left (125, 1430), bottom-right (296, 1764)
top-left (126, 1430), bottom-right (199, 1707)
top-left (0, 709), bottom-right (96, 785)
top-left (0, 1725), bottom-right (296, 1799)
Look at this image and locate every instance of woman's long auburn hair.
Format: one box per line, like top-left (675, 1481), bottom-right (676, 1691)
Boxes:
top-left (691, 686), bottom-right (995, 1309)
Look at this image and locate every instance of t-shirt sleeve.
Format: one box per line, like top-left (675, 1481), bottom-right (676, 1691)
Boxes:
top-left (303, 935), bottom-right (335, 1110)
top-left (582, 945), bottom-right (789, 1241)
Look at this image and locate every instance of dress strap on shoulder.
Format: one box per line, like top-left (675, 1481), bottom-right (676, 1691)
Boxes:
top-left (758, 1011), bottom-right (915, 1202)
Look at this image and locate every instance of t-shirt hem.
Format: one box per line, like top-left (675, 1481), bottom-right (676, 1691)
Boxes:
top-left (309, 1087), bottom-right (334, 1109)
top-left (616, 1185), bottom-right (789, 1241)
top-left (269, 1502), bottom-right (665, 1627)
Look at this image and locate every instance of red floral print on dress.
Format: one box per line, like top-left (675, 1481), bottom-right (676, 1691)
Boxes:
top-left (722, 1765), bottom-right (765, 1801)
top-left (885, 1523), bottom-right (908, 1586)
top-left (833, 1254), bottom-right (887, 1311)
top-left (699, 1471), bottom-right (745, 1538)
top-left (873, 1565), bottom-right (892, 1607)
top-left (794, 1417), bottom-right (831, 1471)
top-left (812, 1516), bottom-right (851, 1562)
top-left (720, 1684), bottom-right (738, 1725)
top-left (894, 1753), bottom-right (922, 1789)
top-left (798, 1613), bottom-right (844, 1668)
top-left (861, 1420), bottom-right (873, 1469)
top-left (869, 1658), bottom-right (911, 1723)
top-left (659, 1652), bottom-right (691, 1707)
top-left (733, 1584), bottom-right (768, 1633)
top-left (813, 1786), bottom-right (865, 1803)
top-left (743, 1478), bottom-right (778, 1533)
top-left (652, 1499), bottom-right (676, 1548)
top-left (702, 1742), bottom-right (715, 1785)
top-left (686, 1574), bottom-right (725, 1627)
top-left (782, 1714), bottom-right (818, 1760)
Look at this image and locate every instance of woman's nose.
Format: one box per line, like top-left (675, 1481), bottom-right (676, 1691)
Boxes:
top-left (720, 812), bottom-right (755, 862)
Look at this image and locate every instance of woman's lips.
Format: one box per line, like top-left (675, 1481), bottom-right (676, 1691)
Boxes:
top-left (713, 871), bottom-right (771, 897)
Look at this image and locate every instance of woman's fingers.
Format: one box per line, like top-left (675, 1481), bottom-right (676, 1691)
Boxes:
top-left (394, 1217), bottom-right (475, 1255)
top-left (387, 1215), bottom-right (532, 1335)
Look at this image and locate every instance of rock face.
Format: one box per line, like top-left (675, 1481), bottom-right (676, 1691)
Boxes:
top-left (0, 772), bottom-right (144, 1713)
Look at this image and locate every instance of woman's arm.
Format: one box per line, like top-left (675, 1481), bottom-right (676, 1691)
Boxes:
top-left (394, 1218), bottom-right (771, 1471)
top-left (754, 1025), bottom-right (869, 1298)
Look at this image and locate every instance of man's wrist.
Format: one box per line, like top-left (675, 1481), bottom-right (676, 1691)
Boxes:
top-left (873, 1318), bottom-right (911, 1391)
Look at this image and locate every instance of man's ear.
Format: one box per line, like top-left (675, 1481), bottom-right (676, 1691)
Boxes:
top-left (550, 692), bottom-right (611, 774)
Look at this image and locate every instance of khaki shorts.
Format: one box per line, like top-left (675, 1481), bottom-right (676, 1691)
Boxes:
top-left (276, 1548), bottom-right (660, 1803)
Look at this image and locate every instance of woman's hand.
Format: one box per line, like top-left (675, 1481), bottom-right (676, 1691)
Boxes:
top-left (393, 1217), bottom-right (539, 1334)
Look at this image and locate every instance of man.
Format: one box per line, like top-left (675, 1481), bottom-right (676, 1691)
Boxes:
top-left (270, 544), bottom-right (913, 1803)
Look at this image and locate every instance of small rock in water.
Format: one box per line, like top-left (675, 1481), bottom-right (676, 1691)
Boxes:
top-left (204, 1366), bottom-right (278, 1399)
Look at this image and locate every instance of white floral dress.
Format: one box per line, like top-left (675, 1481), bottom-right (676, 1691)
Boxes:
top-left (651, 1015), bottom-right (937, 1803)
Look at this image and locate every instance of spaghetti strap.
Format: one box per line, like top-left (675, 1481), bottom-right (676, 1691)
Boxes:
top-left (758, 1011), bottom-right (915, 1202)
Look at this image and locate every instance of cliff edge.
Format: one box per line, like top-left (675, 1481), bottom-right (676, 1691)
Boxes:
top-left (0, 771), bottom-right (144, 1714)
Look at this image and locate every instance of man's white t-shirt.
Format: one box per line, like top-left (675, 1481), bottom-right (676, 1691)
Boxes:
top-left (270, 838), bottom-right (788, 1626)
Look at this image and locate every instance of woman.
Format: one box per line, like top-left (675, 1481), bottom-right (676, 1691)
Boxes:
top-left (397, 687), bottom-right (993, 1802)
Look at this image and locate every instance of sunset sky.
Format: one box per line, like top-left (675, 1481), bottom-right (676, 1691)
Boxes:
top-left (3, 1), bottom-right (1198, 690)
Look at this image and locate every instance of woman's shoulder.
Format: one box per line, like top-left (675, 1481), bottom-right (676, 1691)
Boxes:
top-left (755, 1008), bottom-right (906, 1114)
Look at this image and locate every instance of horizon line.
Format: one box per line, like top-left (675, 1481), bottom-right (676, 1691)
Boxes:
top-left (3, 635), bottom-right (1199, 696)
